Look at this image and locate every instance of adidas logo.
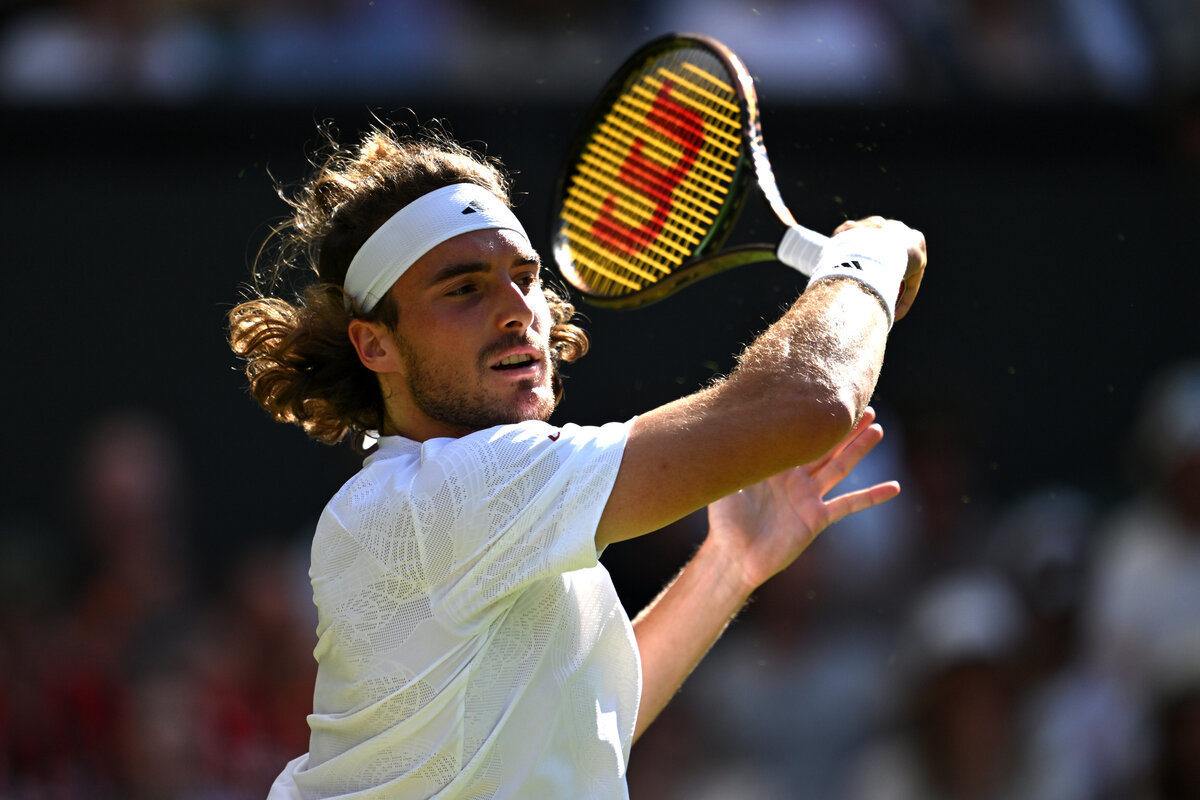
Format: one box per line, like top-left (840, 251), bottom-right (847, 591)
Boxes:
top-left (836, 260), bottom-right (863, 271)
top-left (461, 201), bottom-right (486, 215)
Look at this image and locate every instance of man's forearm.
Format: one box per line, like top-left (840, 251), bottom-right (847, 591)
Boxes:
top-left (727, 276), bottom-right (888, 436)
top-left (629, 536), bottom-right (757, 742)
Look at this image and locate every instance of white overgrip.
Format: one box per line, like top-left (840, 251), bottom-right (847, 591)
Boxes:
top-left (775, 224), bottom-right (830, 277)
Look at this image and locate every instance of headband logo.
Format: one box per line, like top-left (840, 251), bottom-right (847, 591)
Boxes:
top-left (345, 183), bottom-right (527, 313)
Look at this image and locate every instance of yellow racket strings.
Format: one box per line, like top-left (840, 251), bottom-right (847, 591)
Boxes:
top-left (562, 49), bottom-right (743, 296)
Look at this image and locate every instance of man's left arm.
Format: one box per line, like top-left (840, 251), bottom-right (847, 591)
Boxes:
top-left (629, 408), bottom-right (900, 742)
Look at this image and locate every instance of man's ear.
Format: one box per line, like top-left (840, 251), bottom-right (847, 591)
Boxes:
top-left (348, 319), bottom-right (401, 374)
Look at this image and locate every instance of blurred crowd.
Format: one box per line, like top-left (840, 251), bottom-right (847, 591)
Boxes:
top-left (0, 0), bottom-right (1198, 105)
top-left (2, 350), bottom-right (1199, 798)
top-left (0, 411), bottom-right (320, 799)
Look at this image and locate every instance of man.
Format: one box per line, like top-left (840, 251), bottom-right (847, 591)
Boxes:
top-left (229, 124), bottom-right (927, 799)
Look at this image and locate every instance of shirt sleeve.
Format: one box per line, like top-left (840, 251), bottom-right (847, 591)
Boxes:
top-left (407, 419), bottom-right (632, 628)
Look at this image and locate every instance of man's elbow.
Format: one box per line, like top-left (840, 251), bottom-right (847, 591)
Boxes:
top-left (719, 358), bottom-right (879, 464)
top-left (761, 380), bottom-right (862, 464)
top-left (806, 384), bottom-right (862, 455)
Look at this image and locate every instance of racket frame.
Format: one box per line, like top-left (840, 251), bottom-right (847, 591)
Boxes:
top-left (550, 33), bottom-right (793, 309)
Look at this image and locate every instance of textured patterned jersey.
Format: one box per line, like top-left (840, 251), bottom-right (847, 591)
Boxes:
top-left (268, 419), bottom-right (641, 800)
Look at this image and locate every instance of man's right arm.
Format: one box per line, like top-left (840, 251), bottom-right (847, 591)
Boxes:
top-left (594, 218), bottom-right (926, 547)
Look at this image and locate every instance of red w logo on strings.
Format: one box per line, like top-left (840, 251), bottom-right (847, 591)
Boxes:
top-left (590, 80), bottom-right (704, 255)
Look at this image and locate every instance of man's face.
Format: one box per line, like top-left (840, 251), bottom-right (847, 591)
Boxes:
top-left (384, 228), bottom-right (557, 439)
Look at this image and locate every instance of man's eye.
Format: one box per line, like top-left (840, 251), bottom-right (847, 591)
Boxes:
top-left (447, 282), bottom-right (477, 296)
top-left (515, 272), bottom-right (540, 291)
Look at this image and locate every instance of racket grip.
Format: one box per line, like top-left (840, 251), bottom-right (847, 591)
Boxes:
top-left (776, 225), bottom-right (830, 277)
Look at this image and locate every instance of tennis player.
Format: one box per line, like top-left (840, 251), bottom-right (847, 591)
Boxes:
top-left (229, 124), bottom-right (927, 800)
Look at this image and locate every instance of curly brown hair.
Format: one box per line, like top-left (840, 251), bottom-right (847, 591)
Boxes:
top-left (228, 122), bottom-right (589, 446)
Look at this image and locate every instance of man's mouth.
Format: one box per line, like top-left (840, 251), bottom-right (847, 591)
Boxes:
top-left (493, 353), bottom-right (536, 370)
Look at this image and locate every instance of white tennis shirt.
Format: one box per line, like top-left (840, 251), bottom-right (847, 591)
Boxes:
top-left (268, 419), bottom-right (641, 799)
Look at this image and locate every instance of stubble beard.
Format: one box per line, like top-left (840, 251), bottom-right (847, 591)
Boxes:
top-left (397, 333), bottom-right (557, 432)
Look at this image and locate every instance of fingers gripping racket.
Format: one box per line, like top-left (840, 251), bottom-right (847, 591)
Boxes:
top-left (550, 33), bottom-right (829, 309)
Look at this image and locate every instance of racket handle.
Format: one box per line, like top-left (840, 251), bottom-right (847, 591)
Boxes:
top-left (776, 224), bottom-right (830, 277)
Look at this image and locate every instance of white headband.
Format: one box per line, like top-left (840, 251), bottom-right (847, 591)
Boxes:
top-left (343, 182), bottom-right (529, 312)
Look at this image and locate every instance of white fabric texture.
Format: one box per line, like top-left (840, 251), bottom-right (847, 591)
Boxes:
top-left (269, 418), bottom-right (641, 800)
top-left (343, 183), bottom-right (529, 312)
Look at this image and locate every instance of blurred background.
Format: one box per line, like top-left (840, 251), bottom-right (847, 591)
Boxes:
top-left (1, 0), bottom-right (1199, 798)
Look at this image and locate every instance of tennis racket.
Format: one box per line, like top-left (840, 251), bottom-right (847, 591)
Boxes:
top-left (550, 33), bottom-right (829, 309)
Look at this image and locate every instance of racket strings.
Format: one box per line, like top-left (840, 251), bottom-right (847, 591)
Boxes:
top-left (559, 47), bottom-right (745, 296)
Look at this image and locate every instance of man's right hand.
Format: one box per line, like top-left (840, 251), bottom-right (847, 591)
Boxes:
top-left (832, 216), bottom-right (927, 322)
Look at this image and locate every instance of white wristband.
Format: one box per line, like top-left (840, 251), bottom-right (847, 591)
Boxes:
top-left (806, 223), bottom-right (909, 327)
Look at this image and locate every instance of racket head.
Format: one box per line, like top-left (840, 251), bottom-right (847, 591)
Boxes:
top-left (550, 33), bottom-right (780, 309)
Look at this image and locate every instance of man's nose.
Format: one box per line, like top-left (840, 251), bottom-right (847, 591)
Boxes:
top-left (495, 280), bottom-right (534, 331)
